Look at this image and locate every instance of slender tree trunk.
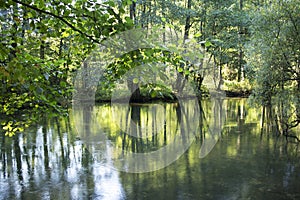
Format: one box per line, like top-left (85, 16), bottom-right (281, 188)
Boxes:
top-left (217, 64), bottom-right (223, 90)
top-left (237, 0), bottom-right (244, 82)
top-left (175, 0), bottom-right (192, 95)
top-left (260, 106), bottom-right (265, 135)
top-left (184, 0), bottom-right (192, 40)
top-left (130, 0), bottom-right (136, 24)
top-left (237, 50), bottom-right (243, 82)
top-left (141, 0), bottom-right (147, 28)
top-left (127, 5), bottom-right (142, 102)
top-left (40, 40), bottom-right (45, 60)
top-left (9, 5), bottom-right (18, 60)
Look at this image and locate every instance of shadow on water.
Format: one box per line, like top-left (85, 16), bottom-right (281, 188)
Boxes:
top-left (0, 98), bottom-right (300, 200)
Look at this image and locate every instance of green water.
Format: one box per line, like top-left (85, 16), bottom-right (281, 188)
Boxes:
top-left (1, 98), bottom-right (299, 199)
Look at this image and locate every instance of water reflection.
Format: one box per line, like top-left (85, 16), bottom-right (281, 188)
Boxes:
top-left (0, 98), bottom-right (300, 199)
top-left (73, 100), bottom-right (202, 172)
top-left (0, 119), bottom-right (125, 200)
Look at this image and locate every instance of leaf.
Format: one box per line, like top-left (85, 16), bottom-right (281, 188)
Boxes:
top-left (62, 31), bottom-right (70, 38)
top-left (194, 32), bottom-right (202, 38)
top-left (27, 12), bottom-right (34, 18)
top-left (104, 1), bottom-right (115, 7)
top-left (150, 90), bottom-right (157, 98)
top-left (205, 41), bottom-right (212, 47)
top-left (60, 81), bottom-right (67, 88)
top-left (133, 78), bottom-right (139, 84)
top-left (178, 67), bottom-right (183, 73)
top-left (125, 17), bottom-right (133, 25)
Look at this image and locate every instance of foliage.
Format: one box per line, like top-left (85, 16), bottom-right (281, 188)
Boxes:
top-left (94, 43), bottom-right (205, 101)
top-left (223, 79), bottom-right (252, 93)
top-left (140, 83), bottom-right (175, 100)
top-left (0, 0), bottom-right (131, 136)
top-left (1, 0), bottom-right (299, 136)
top-left (246, 0), bottom-right (300, 134)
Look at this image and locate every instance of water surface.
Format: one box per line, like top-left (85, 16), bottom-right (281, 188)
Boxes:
top-left (1, 98), bottom-right (299, 199)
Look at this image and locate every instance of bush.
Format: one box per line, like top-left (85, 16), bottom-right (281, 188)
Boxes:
top-left (223, 79), bottom-right (252, 93)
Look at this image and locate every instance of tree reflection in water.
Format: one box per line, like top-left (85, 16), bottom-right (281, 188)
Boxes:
top-left (0, 114), bottom-right (125, 200)
top-left (1, 99), bottom-right (300, 199)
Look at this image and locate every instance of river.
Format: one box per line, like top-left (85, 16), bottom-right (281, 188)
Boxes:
top-left (0, 98), bottom-right (299, 199)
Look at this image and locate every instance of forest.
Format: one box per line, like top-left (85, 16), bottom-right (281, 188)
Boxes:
top-left (1, 1), bottom-right (300, 199)
top-left (0, 0), bottom-right (299, 139)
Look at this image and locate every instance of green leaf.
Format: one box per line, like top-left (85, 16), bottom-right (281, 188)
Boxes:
top-left (150, 90), bottom-right (157, 98)
top-left (62, 31), bottom-right (70, 38)
top-left (125, 16), bottom-right (133, 25)
top-left (133, 78), bottom-right (139, 84)
top-left (60, 81), bottom-right (67, 88)
top-left (205, 41), bottom-right (212, 47)
top-left (104, 1), bottom-right (115, 7)
top-left (194, 32), bottom-right (202, 38)
top-left (27, 12), bottom-right (34, 18)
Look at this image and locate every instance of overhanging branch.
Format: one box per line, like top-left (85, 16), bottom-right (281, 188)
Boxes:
top-left (12, 0), bottom-right (101, 44)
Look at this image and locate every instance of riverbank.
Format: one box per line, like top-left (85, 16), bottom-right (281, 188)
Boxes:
top-left (95, 89), bottom-right (252, 103)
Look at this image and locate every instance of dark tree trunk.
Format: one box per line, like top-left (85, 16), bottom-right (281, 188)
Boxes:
top-left (127, 77), bottom-right (142, 103)
top-left (184, 0), bottom-right (192, 40)
top-left (130, 0), bottom-right (136, 24)
top-left (130, 87), bottom-right (142, 103)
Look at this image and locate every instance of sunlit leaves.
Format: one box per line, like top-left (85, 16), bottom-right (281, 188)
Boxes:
top-left (2, 121), bottom-right (26, 137)
top-left (247, 0), bottom-right (300, 105)
top-left (0, 0), bottom-right (131, 136)
top-left (246, 0), bottom-right (300, 133)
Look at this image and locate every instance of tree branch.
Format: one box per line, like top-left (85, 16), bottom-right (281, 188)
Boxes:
top-left (285, 8), bottom-right (300, 43)
top-left (12, 0), bottom-right (101, 44)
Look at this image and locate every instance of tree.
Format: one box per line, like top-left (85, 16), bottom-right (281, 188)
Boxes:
top-left (247, 0), bottom-right (300, 137)
top-left (0, 0), bottom-right (130, 136)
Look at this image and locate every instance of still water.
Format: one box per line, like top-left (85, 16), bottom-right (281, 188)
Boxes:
top-left (1, 98), bottom-right (300, 200)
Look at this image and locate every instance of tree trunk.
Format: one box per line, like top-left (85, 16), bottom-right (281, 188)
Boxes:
top-left (130, 0), bottom-right (136, 24)
top-left (184, 0), bottom-right (192, 40)
top-left (237, 50), bottom-right (243, 82)
top-left (237, 0), bottom-right (244, 82)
